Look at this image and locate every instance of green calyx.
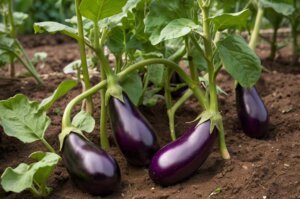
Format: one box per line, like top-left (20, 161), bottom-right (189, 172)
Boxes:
top-left (196, 110), bottom-right (223, 134)
top-left (105, 74), bottom-right (124, 105)
top-left (58, 127), bottom-right (85, 150)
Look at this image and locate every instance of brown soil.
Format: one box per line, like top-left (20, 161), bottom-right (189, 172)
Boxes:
top-left (0, 35), bottom-right (299, 199)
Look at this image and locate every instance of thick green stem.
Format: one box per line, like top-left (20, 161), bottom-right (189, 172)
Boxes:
top-left (168, 89), bottom-right (193, 140)
top-left (217, 122), bottom-right (230, 159)
top-left (249, 6), bottom-right (264, 50)
top-left (7, 0), bottom-right (16, 38)
top-left (186, 37), bottom-right (198, 82)
top-left (269, 25), bottom-right (278, 61)
top-left (75, 0), bottom-right (93, 113)
top-left (7, 0), bottom-right (16, 77)
top-left (199, 1), bottom-right (230, 159)
top-left (62, 58), bottom-right (208, 129)
top-left (93, 21), bottom-right (110, 149)
top-left (62, 80), bottom-right (107, 129)
top-left (200, 5), bottom-right (217, 112)
top-left (41, 138), bottom-right (55, 153)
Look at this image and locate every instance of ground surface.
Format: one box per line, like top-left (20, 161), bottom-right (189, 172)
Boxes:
top-left (0, 34), bottom-right (299, 199)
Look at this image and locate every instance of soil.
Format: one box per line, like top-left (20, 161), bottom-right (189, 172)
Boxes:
top-left (0, 34), bottom-right (299, 199)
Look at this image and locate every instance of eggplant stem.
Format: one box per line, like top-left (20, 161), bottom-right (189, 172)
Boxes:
top-left (75, 0), bottom-right (93, 113)
top-left (62, 58), bottom-right (208, 133)
top-left (168, 89), bottom-right (193, 140)
top-left (41, 138), bottom-right (55, 153)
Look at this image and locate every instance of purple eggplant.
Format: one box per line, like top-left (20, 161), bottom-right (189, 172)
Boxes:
top-left (108, 93), bottom-right (160, 166)
top-left (149, 120), bottom-right (217, 186)
top-left (235, 84), bottom-right (269, 138)
top-left (62, 132), bottom-right (121, 196)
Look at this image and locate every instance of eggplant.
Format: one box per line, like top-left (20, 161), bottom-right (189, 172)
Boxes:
top-left (235, 84), bottom-right (269, 138)
top-left (108, 93), bottom-right (160, 166)
top-left (62, 133), bottom-right (121, 196)
top-left (149, 120), bottom-right (217, 186)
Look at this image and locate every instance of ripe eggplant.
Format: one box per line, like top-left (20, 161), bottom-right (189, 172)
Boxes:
top-left (235, 84), bottom-right (269, 138)
top-left (62, 133), bottom-right (121, 196)
top-left (108, 93), bottom-right (160, 166)
top-left (149, 120), bottom-right (217, 186)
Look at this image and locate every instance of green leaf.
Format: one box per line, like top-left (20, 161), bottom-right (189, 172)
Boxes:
top-left (210, 9), bottom-right (251, 31)
top-left (1, 152), bottom-right (60, 195)
top-left (72, 111), bottom-right (95, 133)
top-left (144, 0), bottom-right (195, 45)
top-left (155, 18), bottom-right (199, 45)
top-left (79, 0), bottom-right (127, 22)
top-left (13, 12), bottom-right (28, 26)
top-left (0, 94), bottom-right (51, 143)
top-left (34, 22), bottom-right (79, 40)
top-left (121, 72), bottom-right (143, 106)
top-left (39, 80), bottom-right (77, 111)
top-left (217, 35), bottom-right (262, 88)
top-left (59, 127), bottom-right (84, 150)
top-left (260, 0), bottom-right (295, 16)
top-left (98, 0), bottom-right (142, 28)
top-left (147, 64), bottom-right (164, 86)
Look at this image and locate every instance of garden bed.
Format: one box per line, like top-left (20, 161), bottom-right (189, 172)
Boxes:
top-left (0, 35), bottom-right (299, 199)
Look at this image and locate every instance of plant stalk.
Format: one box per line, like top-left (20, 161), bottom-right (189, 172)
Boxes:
top-left (62, 58), bottom-right (209, 129)
top-left (168, 89), bottom-right (193, 140)
top-left (93, 21), bottom-right (109, 149)
top-left (75, 0), bottom-right (93, 113)
top-left (41, 138), bottom-right (55, 153)
top-left (199, 0), bottom-right (230, 159)
top-left (7, 0), bottom-right (16, 77)
top-left (249, 6), bottom-right (264, 50)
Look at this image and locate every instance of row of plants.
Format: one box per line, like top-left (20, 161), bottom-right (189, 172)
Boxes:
top-left (0, 0), bottom-right (297, 197)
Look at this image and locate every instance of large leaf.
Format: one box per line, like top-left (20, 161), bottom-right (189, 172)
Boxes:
top-left (1, 152), bottom-right (60, 194)
top-left (79, 0), bottom-right (127, 22)
top-left (144, 0), bottom-right (195, 45)
top-left (260, 0), bottom-right (294, 16)
top-left (216, 35), bottom-right (261, 88)
top-left (98, 0), bottom-right (142, 28)
top-left (121, 72), bottom-right (143, 106)
top-left (0, 94), bottom-right (51, 143)
top-left (34, 22), bottom-right (79, 40)
top-left (210, 9), bottom-right (251, 31)
top-left (155, 18), bottom-right (199, 45)
top-left (72, 111), bottom-right (95, 133)
top-left (39, 80), bottom-right (77, 111)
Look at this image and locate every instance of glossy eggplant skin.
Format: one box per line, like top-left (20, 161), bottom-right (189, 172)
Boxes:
top-left (149, 120), bottom-right (217, 186)
top-left (62, 133), bottom-right (121, 196)
top-left (236, 84), bottom-right (269, 138)
top-left (108, 93), bottom-right (160, 166)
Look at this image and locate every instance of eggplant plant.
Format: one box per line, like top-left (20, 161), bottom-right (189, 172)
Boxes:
top-left (0, 0), bottom-right (43, 83)
top-left (58, 0), bottom-right (263, 187)
top-left (0, 0), bottom-right (268, 196)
